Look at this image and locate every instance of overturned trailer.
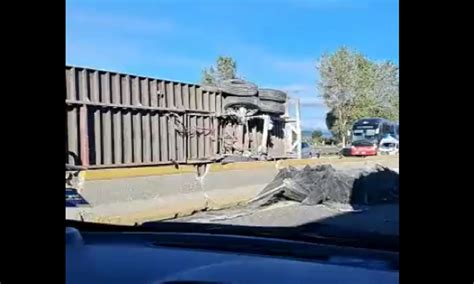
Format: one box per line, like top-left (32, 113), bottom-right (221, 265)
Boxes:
top-left (65, 66), bottom-right (301, 169)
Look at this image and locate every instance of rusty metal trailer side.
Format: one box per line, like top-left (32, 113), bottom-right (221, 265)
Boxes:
top-left (65, 66), bottom-right (299, 169)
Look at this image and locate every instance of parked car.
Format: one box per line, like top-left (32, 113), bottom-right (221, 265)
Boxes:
top-left (378, 135), bottom-right (399, 155)
top-left (301, 142), bottom-right (320, 158)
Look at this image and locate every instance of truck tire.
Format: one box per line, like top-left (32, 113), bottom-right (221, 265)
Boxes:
top-left (223, 95), bottom-right (260, 110)
top-left (258, 100), bottom-right (285, 115)
top-left (258, 88), bottom-right (287, 103)
top-left (218, 79), bottom-right (258, 96)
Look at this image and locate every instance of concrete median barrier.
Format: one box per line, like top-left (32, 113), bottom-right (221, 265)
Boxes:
top-left (77, 156), bottom-right (398, 225)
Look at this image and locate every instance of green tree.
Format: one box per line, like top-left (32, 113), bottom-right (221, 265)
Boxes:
top-left (201, 56), bottom-right (237, 86)
top-left (317, 47), bottom-right (359, 145)
top-left (325, 110), bottom-right (337, 135)
top-left (202, 66), bottom-right (216, 85)
top-left (311, 130), bottom-right (323, 144)
top-left (371, 61), bottom-right (399, 121)
top-left (318, 47), bottom-right (399, 144)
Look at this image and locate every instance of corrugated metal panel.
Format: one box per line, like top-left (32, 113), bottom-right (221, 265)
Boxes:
top-left (159, 114), bottom-right (168, 162)
top-left (65, 66), bottom-right (289, 168)
top-left (66, 105), bottom-right (80, 163)
top-left (188, 115), bottom-right (197, 160)
top-left (123, 110), bottom-right (133, 164)
top-left (151, 112), bottom-right (160, 162)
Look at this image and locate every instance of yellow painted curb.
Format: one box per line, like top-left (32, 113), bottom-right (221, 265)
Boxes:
top-left (84, 165), bottom-right (195, 181)
top-left (84, 156), bottom-right (398, 181)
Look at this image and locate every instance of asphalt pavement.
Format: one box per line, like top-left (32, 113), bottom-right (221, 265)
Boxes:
top-left (171, 201), bottom-right (399, 236)
top-left (170, 165), bottom-right (399, 236)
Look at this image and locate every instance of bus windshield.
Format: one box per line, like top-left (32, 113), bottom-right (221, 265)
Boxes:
top-left (352, 125), bottom-right (379, 142)
top-left (351, 118), bottom-right (398, 145)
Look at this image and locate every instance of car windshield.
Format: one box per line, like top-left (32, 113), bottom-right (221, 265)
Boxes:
top-left (381, 143), bottom-right (397, 148)
top-left (65, 0), bottom-right (399, 254)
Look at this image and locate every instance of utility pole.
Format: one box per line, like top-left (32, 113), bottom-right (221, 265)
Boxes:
top-left (285, 88), bottom-right (302, 159)
top-left (295, 97), bottom-right (302, 159)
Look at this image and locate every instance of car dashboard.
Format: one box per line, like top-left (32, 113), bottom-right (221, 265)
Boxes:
top-left (66, 225), bottom-right (399, 284)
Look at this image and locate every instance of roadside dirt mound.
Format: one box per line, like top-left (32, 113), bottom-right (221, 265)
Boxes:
top-left (251, 164), bottom-right (399, 207)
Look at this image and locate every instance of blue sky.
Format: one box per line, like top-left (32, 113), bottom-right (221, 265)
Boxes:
top-left (66, 0), bottom-right (398, 131)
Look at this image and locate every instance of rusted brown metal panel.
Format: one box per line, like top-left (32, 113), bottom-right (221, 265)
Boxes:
top-left (111, 73), bottom-right (121, 104)
top-left (90, 71), bottom-right (100, 103)
top-left (132, 76), bottom-right (140, 106)
top-left (189, 115), bottom-right (197, 160)
top-left (165, 81), bottom-right (175, 109)
top-left (202, 90), bottom-right (209, 112)
top-left (113, 109), bottom-right (122, 164)
top-left (205, 116), bottom-right (211, 157)
top-left (79, 106), bottom-right (90, 167)
top-left (79, 69), bottom-right (89, 101)
top-left (182, 84), bottom-right (190, 109)
top-left (102, 109), bottom-right (113, 165)
top-left (66, 66), bottom-right (240, 168)
top-left (122, 75), bottom-right (131, 105)
top-left (123, 110), bottom-right (133, 164)
top-left (101, 72), bottom-right (111, 104)
top-left (209, 91), bottom-right (216, 113)
top-left (176, 114), bottom-right (185, 162)
top-left (160, 114), bottom-right (168, 162)
top-left (97, 72), bottom-right (112, 165)
top-left (151, 112), bottom-right (160, 162)
top-left (142, 112), bottom-right (151, 163)
top-left (198, 116), bottom-right (205, 157)
top-left (89, 161), bottom-right (176, 169)
top-left (150, 80), bottom-right (158, 107)
top-left (168, 114), bottom-right (176, 161)
top-left (93, 108), bottom-right (102, 165)
top-left (189, 85), bottom-right (197, 110)
top-left (132, 111), bottom-right (142, 163)
top-left (175, 83), bottom-right (183, 109)
top-left (196, 87), bottom-right (203, 111)
top-left (141, 78), bottom-right (150, 107)
top-left (158, 80), bottom-right (167, 108)
top-left (67, 106), bottom-right (79, 163)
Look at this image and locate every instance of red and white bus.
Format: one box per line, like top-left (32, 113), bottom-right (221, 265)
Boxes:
top-left (349, 118), bottom-right (397, 156)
